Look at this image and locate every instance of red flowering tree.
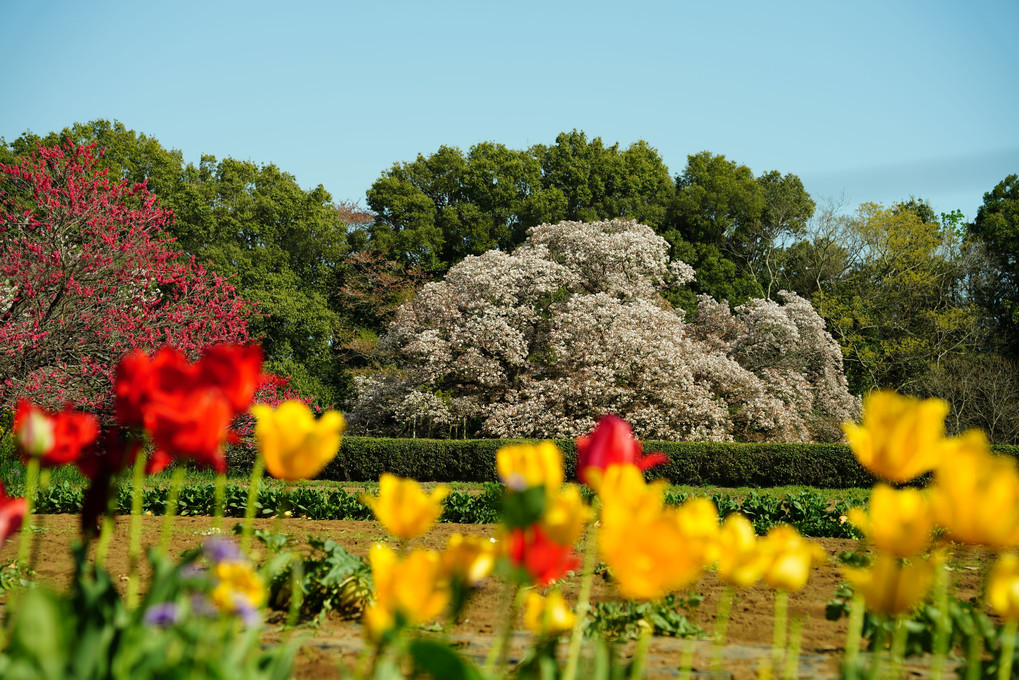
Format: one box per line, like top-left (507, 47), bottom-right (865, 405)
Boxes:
top-left (0, 140), bottom-right (252, 419)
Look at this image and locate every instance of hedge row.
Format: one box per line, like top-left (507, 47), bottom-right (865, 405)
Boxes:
top-left (231, 437), bottom-right (1019, 489)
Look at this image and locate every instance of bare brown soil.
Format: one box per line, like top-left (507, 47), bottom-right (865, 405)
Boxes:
top-left (1, 515), bottom-right (992, 679)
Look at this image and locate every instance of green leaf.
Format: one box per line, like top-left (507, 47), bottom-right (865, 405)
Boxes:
top-left (408, 639), bottom-right (484, 680)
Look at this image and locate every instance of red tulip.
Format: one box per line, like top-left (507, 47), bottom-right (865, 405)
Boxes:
top-left (575, 414), bottom-right (667, 486)
top-left (506, 525), bottom-right (580, 587)
top-left (144, 388), bottom-right (232, 473)
top-left (0, 483), bottom-right (27, 546)
top-left (14, 400), bottom-right (99, 467)
top-left (198, 344), bottom-right (263, 415)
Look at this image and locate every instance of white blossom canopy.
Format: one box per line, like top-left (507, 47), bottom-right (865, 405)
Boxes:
top-left (348, 219), bottom-right (859, 442)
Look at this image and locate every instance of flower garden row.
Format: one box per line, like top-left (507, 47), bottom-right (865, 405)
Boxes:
top-left (4, 344), bottom-right (1019, 679)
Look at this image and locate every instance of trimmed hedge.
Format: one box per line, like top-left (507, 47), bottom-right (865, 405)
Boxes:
top-left (304, 437), bottom-right (1019, 489)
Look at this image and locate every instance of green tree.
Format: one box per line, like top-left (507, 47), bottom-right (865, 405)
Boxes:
top-left (365, 131), bottom-right (675, 273)
top-left (814, 202), bottom-right (978, 394)
top-left (969, 174), bottom-right (1019, 353)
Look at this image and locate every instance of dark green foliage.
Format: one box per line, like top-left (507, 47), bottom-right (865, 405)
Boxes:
top-left (587, 593), bottom-right (704, 640)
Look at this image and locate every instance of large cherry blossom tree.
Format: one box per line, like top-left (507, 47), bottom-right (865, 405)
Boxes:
top-left (347, 218), bottom-right (859, 442)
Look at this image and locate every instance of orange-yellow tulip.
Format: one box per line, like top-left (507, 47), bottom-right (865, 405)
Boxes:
top-left (989, 553), bottom-right (1019, 621)
top-left (759, 525), bottom-right (826, 592)
top-left (251, 400), bottom-right (345, 480)
top-left (716, 514), bottom-right (769, 588)
top-left (543, 483), bottom-right (592, 547)
top-left (442, 533), bottom-right (498, 586)
top-left (363, 543), bottom-right (449, 640)
top-left (361, 474), bottom-right (449, 540)
top-left (848, 484), bottom-right (934, 557)
top-left (523, 589), bottom-right (576, 636)
top-left (930, 430), bottom-right (1019, 548)
top-left (842, 390), bottom-right (948, 484)
top-left (496, 441), bottom-right (564, 493)
top-left (843, 554), bottom-right (934, 616)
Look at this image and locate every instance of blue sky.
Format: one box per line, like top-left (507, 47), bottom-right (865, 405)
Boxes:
top-left (2, 0), bottom-right (1017, 221)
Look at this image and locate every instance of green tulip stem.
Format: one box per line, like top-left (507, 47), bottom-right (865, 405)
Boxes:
top-left (843, 592), bottom-right (866, 677)
top-left (158, 466), bottom-right (187, 554)
top-left (711, 585), bottom-right (736, 674)
top-left (678, 634), bottom-right (696, 680)
top-left (867, 623), bottom-right (888, 680)
top-left (999, 618), bottom-right (1018, 680)
top-left (631, 619), bottom-right (653, 680)
top-left (38, 467), bottom-right (51, 495)
top-left (930, 557), bottom-right (952, 680)
top-left (126, 449), bottom-right (147, 609)
top-left (16, 456), bottom-right (39, 568)
top-left (966, 616), bottom-right (985, 680)
top-left (94, 512), bottom-right (115, 569)
top-left (889, 614), bottom-right (909, 680)
top-left (562, 499), bottom-right (600, 680)
top-left (241, 455), bottom-right (265, 554)
top-left (783, 615), bottom-right (804, 680)
top-left (771, 589), bottom-right (789, 678)
top-left (213, 471), bottom-right (227, 531)
top-left (484, 583), bottom-right (524, 678)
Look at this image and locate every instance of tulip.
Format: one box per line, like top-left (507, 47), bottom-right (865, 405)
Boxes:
top-left (576, 414), bottom-right (667, 488)
top-left (759, 524), bottom-right (826, 592)
top-left (442, 534), bottom-right (498, 586)
top-left (843, 554), bottom-right (934, 616)
top-left (211, 560), bottom-right (266, 618)
top-left (716, 514), bottom-right (770, 588)
top-left (252, 400), bottom-right (346, 481)
top-left (599, 473), bottom-right (716, 600)
top-left (196, 344), bottom-right (263, 415)
top-left (523, 589), bottom-right (576, 636)
top-left (929, 430), bottom-right (1019, 548)
top-left (506, 525), bottom-right (580, 587)
top-left (360, 474), bottom-right (449, 540)
top-left (848, 484), bottom-right (934, 558)
top-left (365, 543), bottom-right (450, 639)
top-left (543, 484), bottom-right (592, 547)
top-left (145, 388), bottom-right (232, 473)
top-left (14, 400), bottom-right (98, 467)
top-left (0, 483), bottom-right (27, 546)
top-left (842, 390), bottom-right (949, 484)
top-left (496, 441), bottom-right (563, 493)
top-left (989, 553), bottom-right (1019, 621)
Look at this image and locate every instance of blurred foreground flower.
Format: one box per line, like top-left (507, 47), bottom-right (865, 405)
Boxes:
top-left (843, 554), bottom-right (934, 616)
top-left (842, 390), bottom-right (948, 484)
top-left (542, 484), bottom-right (591, 547)
top-left (576, 414), bottom-right (667, 488)
top-left (251, 400), bottom-right (346, 481)
top-left (0, 482), bottom-right (27, 545)
top-left (442, 533), bottom-right (498, 586)
top-left (759, 524), bottom-right (826, 592)
top-left (524, 589), bottom-right (576, 636)
top-left (716, 514), bottom-right (770, 588)
top-left (848, 484), bottom-right (934, 558)
top-left (497, 441), bottom-right (564, 493)
top-left (364, 543), bottom-right (450, 641)
top-left (14, 400), bottom-right (98, 467)
top-left (930, 430), bottom-right (1019, 548)
top-left (599, 464), bottom-right (717, 600)
top-left (361, 474), bottom-right (449, 540)
top-left (506, 525), bottom-right (579, 587)
top-left (211, 560), bottom-right (266, 625)
top-left (989, 553), bottom-right (1019, 620)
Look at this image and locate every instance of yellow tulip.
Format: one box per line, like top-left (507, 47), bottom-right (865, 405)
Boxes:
top-left (211, 561), bottom-right (266, 615)
top-left (496, 441), bottom-right (564, 493)
top-left (543, 484), bottom-right (592, 547)
top-left (843, 554), bottom-right (934, 616)
top-left (365, 543), bottom-right (449, 637)
top-left (598, 469), bottom-right (715, 600)
top-left (848, 484), bottom-right (934, 557)
top-left (716, 514), bottom-right (769, 588)
top-left (442, 533), bottom-right (498, 586)
top-left (759, 525), bottom-right (826, 592)
top-left (842, 390), bottom-right (949, 484)
top-left (988, 553), bottom-right (1019, 621)
top-left (523, 589), bottom-right (576, 636)
top-left (251, 401), bottom-right (345, 481)
top-left (361, 474), bottom-right (449, 540)
top-left (930, 430), bottom-right (1019, 548)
